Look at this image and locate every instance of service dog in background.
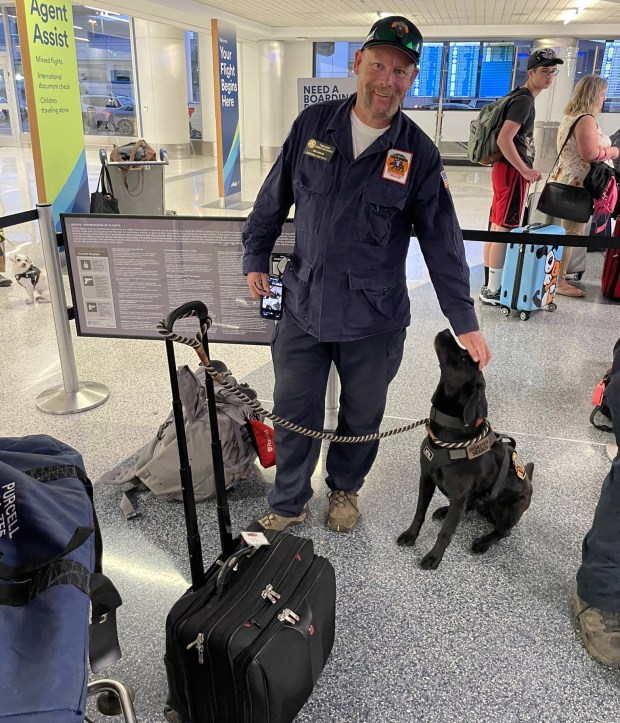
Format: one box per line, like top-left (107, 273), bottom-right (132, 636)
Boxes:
top-left (9, 253), bottom-right (50, 304)
top-left (397, 329), bottom-right (533, 569)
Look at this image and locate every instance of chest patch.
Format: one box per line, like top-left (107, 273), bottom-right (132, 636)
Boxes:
top-left (303, 139), bottom-right (335, 162)
top-left (382, 149), bottom-right (412, 184)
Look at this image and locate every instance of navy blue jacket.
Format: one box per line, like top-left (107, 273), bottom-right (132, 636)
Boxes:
top-left (242, 94), bottom-right (478, 341)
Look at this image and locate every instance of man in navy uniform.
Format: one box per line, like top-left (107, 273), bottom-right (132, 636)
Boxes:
top-left (573, 338), bottom-right (620, 667)
top-left (242, 16), bottom-right (491, 533)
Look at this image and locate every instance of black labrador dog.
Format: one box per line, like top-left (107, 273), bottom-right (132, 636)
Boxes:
top-left (397, 329), bottom-right (533, 569)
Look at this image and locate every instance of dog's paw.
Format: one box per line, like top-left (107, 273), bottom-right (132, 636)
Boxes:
top-left (419, 551), bottom-right (443, 569)
top-left (432, 506), bottom-right (449, 521)
top-left (471, 537), bottom-right (492, 554)
top-left (25, 299), bottom-right (34, 305)
top-left (396, 529), bottom-right (419, 547)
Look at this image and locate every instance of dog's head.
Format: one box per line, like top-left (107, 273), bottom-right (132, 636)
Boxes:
top-left (433, 329), bottom-right (487, 426)
top-left (9, 253), bottom-right (33, 274)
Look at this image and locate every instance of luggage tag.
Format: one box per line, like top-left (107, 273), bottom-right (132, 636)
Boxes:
top-left (241, 530), bottom-right (271, 548)
top-left (592, 379), bottom-right (606, 406)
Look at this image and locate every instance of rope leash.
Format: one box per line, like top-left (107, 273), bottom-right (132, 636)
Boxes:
top-left (156, 312), bottom-right (481, 448)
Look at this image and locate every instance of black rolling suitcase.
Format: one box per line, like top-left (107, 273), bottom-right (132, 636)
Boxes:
top-left (161, 301), bottom-right (336, 723)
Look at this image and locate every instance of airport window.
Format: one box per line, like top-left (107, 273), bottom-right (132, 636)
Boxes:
top-left (72, 6), bottom-right (136, 137)
top-left (186, 31), bottom-right (200, 102)
top-left (0, 9), bottom-right (7, 51)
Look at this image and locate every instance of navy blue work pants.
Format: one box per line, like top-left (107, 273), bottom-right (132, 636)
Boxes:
top-left (576, 412), bottom-right (620, 612)
top-left (268, 313), bottom-right (406, 517)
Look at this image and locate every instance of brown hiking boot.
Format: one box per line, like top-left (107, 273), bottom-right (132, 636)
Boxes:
top-left (257, 504), bottom-right (309, 532)
top-left (327, 490), bottom-right (359, 533)
top-left (571, 591), bottom-right (620, 668)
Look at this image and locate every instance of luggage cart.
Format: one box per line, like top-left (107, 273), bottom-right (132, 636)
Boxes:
top-left (99, 147), bottom-right (170, 215)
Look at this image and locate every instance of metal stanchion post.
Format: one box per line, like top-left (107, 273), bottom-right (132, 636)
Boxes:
top-left (35, 204), bottom-right (109, 414)
top-left (323, 363), bottom-right (340, 432)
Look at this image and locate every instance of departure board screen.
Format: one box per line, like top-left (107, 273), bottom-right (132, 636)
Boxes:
top-left (602, 41), bottom-right (620, 96)
top-left (446, 42), bottom-right (479, 98)
top-left (479, 43), bottom-right (513, 98)
top-left (410, 43), bottom-right (443, 98)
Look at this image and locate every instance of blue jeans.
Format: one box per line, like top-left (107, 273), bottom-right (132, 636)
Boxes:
top-left (576, 411), bottom-right (620, 612)
top-left (268, 313), bottom-right (406, 517)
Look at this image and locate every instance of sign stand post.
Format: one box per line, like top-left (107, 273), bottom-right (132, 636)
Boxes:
top-left (35, 204), bottom-right (108, 414)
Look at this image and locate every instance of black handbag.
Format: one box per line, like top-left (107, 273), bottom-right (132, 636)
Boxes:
top-left (537, 115), bottom-right (593, 223)
top-left (90, 166), bottom-right (120, 214)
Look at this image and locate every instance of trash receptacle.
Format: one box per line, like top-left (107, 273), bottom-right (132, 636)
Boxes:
top-left (86, 106), bottom-right (97, 130)
top-left (533, 120), bottom-right (559, 174)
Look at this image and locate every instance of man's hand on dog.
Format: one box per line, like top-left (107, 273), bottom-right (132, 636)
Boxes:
top-left (457, 330), bottom-right (491, 370)
top-left (247, 272), bottom-right (271, 298)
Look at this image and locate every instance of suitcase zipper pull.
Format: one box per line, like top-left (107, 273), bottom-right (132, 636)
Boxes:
top-left (277, 608), bottom-right (300, 625)
top-left (261, 584), bottom-right (281, 604)
top-left (186, 633), bottom-right (204, 664)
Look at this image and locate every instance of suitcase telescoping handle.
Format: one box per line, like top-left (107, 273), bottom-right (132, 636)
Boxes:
top-left (164, 301), bottom-right (236, 589)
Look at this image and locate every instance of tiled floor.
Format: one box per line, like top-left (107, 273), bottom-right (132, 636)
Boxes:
top-left (1, 145), bottom-right (619, 722)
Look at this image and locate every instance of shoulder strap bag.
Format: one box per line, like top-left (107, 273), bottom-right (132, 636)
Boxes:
top-left (536, 115), bottom-right (593, 223)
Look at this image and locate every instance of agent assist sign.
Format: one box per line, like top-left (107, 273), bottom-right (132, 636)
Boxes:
top-left (29, 1), bottom-right (70, 46)
top-left (16, 0), bottom-right (89, 228)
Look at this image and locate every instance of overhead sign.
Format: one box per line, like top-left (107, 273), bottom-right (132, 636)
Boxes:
top-left (16, 0), bottom-right (89, 230)
top-left (211, 19), bottom-right (242, 203)
top-left (297, 76), bottom-right (357, 112)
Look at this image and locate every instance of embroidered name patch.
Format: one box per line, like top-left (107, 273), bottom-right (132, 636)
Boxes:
top-left (303, 139), bottom-right (335, 162)
top-left (382, 150), bottom-right (412, 184)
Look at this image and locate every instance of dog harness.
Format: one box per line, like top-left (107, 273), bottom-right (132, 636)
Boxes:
top-left (15, 264), bottom-right (41, 287)
top-left (421, 406), bottom-right (519, 501)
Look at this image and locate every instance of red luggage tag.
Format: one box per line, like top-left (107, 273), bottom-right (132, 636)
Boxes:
top-left (592, 379), bottom-right (606, 406)
top-left (246, 419), bottom-right (276, 468)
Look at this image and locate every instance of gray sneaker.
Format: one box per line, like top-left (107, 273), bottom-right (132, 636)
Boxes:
top-left (0, 274), bottom-right (11, 287)
top-left (257, 503), bottom-right (309, 532)
top-left (327, 490), bottom-right (360, 533)
top-left (572, 590), bottom-right (620, 668)
top-left (479, 286), bottom-right (501, 306)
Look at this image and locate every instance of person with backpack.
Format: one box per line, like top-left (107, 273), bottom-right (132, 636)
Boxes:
top-left (573, 337), bottom-right (620, 668)
top-left (480, 48), bottom-right (564, 306)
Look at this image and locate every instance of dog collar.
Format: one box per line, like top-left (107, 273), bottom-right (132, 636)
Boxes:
top-left (15, 265), bottom-right (40, 286)
top-left (429, 406), bottom-right (483, 430)
top-left (425, 424), bottom-right (496, 462)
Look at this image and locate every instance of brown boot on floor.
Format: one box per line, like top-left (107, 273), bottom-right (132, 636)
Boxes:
top-left (257, 503), bottom-right (309, 532)
top-left (327, 490), bottom-right (359, 533)
top-left (571, 591), bottom-right (620, 668)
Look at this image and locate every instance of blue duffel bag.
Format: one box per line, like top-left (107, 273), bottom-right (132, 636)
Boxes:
top-left (0, 435), bottom-right (122, 722)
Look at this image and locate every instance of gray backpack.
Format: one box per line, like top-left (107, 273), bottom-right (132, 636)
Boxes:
top-left (467, 89), bottom-right (519, 166)
top-left (99, 365), bottom-right (259, 517)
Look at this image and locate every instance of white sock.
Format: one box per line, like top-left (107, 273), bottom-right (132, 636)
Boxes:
top-left (488, 268), bottom-right (502, 293)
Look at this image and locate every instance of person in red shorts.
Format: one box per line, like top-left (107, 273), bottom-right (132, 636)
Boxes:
top-left (480, 48), bottom-right (563, 305)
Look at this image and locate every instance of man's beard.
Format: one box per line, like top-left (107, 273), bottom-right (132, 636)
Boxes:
top-left (360, 84), bottom-right (403, 119)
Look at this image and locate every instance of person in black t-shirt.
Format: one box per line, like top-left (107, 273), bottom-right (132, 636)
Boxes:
top-left (480, 48), bottom-right (564, 306)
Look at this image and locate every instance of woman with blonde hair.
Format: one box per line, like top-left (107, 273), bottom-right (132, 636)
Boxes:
top-left (550, 74), bottom-right (619, 296)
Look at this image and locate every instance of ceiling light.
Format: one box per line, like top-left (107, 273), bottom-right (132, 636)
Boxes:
top-left (563, 8), bottom-right (580, 24)
top-left (376, 11), bottom-right (392, 19)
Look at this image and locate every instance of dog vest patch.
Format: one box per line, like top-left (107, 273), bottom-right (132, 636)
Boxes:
top-left (466, 436), bottom-right (492, 460)
top-left (422, 445), bottom-right (434, 462)
top-left (512, 451), bottom-right (526, 479)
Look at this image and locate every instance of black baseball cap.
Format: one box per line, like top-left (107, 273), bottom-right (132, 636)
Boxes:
top-left (527, 48), bottom-right (564, 70)
top-left (362, 16), bottom-right (423, 67)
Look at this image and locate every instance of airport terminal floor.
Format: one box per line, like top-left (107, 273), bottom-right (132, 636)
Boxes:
top-left (2, 145), bottom-right (619, 721)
